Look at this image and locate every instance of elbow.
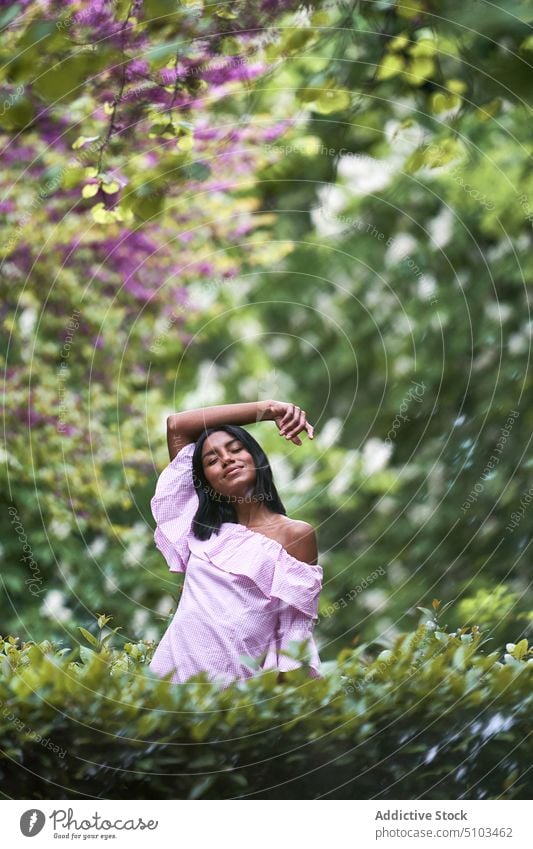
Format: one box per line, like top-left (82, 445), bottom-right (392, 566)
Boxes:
top-left (167, 414), bottom-right (180, 431)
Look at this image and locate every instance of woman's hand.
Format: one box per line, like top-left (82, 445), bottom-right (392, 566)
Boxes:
top-left (268, 400), bottom-right (314, 445)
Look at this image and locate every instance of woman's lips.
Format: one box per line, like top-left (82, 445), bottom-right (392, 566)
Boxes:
top-left (224, 466), bottom-right (243, 478)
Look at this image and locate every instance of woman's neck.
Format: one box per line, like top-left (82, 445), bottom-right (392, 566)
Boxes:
top-left (234, 501), bottom-right (276, 528)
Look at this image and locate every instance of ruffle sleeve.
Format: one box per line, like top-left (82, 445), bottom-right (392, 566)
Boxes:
top-left (276, 603), bottom-right (321, 677)
top-left (150, 442), bottom-right (198, 573)
top-left (188, 523), bottom-right (323, 619)
top-left (188, 525), bottom-right (323, 678)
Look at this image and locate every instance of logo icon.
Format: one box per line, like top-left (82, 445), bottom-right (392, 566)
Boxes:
top-left (20, 810), bottom-right (46, 837)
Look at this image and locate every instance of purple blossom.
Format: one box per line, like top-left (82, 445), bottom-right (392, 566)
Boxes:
top-left (125, 58), bottom-right (150, 82)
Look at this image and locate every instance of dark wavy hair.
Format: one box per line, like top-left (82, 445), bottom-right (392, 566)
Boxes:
top-left (190, 424), bottom-right (286, 540)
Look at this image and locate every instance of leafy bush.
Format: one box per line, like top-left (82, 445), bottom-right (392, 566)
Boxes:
top-left (1, 608), bottom-right (531, 800)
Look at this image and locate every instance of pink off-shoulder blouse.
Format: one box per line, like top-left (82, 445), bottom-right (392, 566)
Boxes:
top-left (148, 441), bottom-right (323, 687)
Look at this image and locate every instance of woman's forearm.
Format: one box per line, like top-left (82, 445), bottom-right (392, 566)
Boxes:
top-left (167, 400), bottom-right (274, 441)
top-left (165, 399), bottom-right (313, 459)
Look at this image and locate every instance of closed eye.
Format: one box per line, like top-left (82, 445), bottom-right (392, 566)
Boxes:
top-left (206, 444), bottom-right (243, 465)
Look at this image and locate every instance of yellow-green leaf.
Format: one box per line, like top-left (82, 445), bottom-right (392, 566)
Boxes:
top-left (78, 627), bottom-right (99, 647)
top-left (314, 87), bottom-right (351, 114)
top-left (215, 5), bottom-right (237, 19)
top-left (176, 135), bottom-right (194, 151)
top-left (431, 92), bottom-right (461, 113)
top-left (91, 203), bottom-right (112, 223)
top-left (82, 182), bottom-right (99, 198)
top-left (404, 57), bottom-right (434, 86)
top-left (72, 135), bottom-right (100, 150)
top-left (514, 639), bottom-right (528, 660)
top-left (397, 0), bottom-right (425, 19)
top-left (390, 33), bottom-right (410, 52)
top-left (101, 181), bottom-right (120, 194)
top-left (377, 53), bottom-right (405, 81)
top-left (447, 78), bottom-right (467, 94)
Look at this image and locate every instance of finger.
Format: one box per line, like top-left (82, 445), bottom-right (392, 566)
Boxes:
top-left (285, 408), bottom-right (305, 440)
top-left (305, 421), bottom-right (314, 439)
top-left (279, 404), bottom-right (295, 430)
top-left (283, 406), bottom-right (302, 437)
top-left (279, 405), bottom-right (297, 433)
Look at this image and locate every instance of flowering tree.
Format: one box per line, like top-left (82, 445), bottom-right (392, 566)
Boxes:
top-left (1, 0), bottom-right (328, 637)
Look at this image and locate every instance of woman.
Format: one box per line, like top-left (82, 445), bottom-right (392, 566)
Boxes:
top-left (148, 399), bottom-right (323, 688)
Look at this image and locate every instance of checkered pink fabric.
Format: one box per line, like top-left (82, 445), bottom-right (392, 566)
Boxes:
top-left (148, 442), bottom-right (323, 687)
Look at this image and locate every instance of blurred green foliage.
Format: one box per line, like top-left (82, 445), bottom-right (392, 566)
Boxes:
top-left (1, 611), bottom-right (531, 799)
top-left (1, 0), bottom-right (533, 800)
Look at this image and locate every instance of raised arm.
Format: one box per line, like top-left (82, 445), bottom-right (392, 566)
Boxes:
top-left (166, 399), bottom-right (314, 461)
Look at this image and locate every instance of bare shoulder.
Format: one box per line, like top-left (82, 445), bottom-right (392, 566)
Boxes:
top-left (280, 518), bottom-right (318, 565)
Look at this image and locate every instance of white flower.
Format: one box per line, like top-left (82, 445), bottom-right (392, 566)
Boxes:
top-left (427, 206), bottom-right (454, 249)
top-left (19, 307), bottom-right (37, 337)
top-left (328, 451), bottom-right (359, 497)
top-left (131, 609), bottom-right (149, 633)
top-left (42, 589), bottom-right (71, 623)
top-left (337, 152), bottom-right (395, 195)
top-left (50, 519), bottom-right (71, 541)
top-left (88, 536), bottom-right (107, 557)
top-left (156, 595), bottom-right (175, 616)
top-left (362, 438), bottom-right (392, 475)
top-left (385, 233), bottom-right (418, 264)
top-left (315, 417), bottom-right (343, 449)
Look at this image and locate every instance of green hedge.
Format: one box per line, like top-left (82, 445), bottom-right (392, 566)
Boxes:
top-left (1, 611), bottom-right (531, 800)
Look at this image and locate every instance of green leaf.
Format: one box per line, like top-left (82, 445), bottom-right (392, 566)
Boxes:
top-left (79, 645), bottom-right (97, 664)
top-left (144, 0), bottom-right (177, 21)
top-left (0, 4), bottom-right (21, 28)
top-left (82, 183), bottom-right (100, 198)
top-left (314, 87), bottom-right (351, 114)
top-left (188, 775), bottom-right (216, 799)
top-left (513, 639), bottom-right (528, 660)
top-left (377, 53), bottom-right (405, 81)
top-left (78, 627), bottom-right (99, 647)
top-left (184, 161), bottom-right (211, 181)
top-left (33, 55), bottom-right (89, 103)
top-left (215, 5), bottom-right (238, 19)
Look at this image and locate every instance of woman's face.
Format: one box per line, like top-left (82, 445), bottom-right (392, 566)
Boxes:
top-left (201, 431), bottom-right (257, 499)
